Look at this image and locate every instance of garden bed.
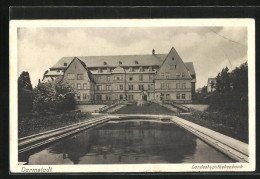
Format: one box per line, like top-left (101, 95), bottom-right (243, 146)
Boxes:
top-left (178, 110), bottom-right (248, 143)
top-left (18, 112), bottom-right (95, 138)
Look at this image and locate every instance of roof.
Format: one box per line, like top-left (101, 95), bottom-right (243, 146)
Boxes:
top-left (49, 51), bottom-right (195, 78)
top-left (44, 70), bottom-right (64, 76)
top-left (51, 54), bottom-right (167, 69)
top-left (184, 62), bottom-right (196, 76)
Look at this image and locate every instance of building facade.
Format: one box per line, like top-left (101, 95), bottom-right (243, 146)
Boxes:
top-left (42, 47), bottom-right (196, 104)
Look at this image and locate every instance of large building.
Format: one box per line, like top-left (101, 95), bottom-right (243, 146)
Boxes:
top-left (42, 47), bottom-right (196, 104)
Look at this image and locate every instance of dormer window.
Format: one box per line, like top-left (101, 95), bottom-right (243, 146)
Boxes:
top-left (119, 61), bottom-right (122, 65)
top-left (98, 68), bottom-right (102, 73)
top-left (129, 67), bottom-right (134, 72)
top-left (135, 60), bottom-right (139, 64)
top-left (107, 67), bottom-right (111, 72)
top-left (148, 67), bottom-right (152, 71)
top-left (64, 63), bottom-right (67, 66)
top-left (139, 67), bottom-right (144, 72)
top-left (172, 57), bottom-right (174, 61)
top-left (104, 61), bottom-right (107, 65)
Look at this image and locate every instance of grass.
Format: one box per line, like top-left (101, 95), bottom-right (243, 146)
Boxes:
top-left (18, 111), bottom-right (95, 138)
top-left (178, 110), bottom-right (248, 143)
top-left (113, 102), bottom-right (176, 115)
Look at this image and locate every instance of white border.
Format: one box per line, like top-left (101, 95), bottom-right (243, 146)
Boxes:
top-left (9, 19), bottom-right (255, 173)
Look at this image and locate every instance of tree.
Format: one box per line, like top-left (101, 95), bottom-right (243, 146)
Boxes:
top-left (33, 80), bottom-right (76, 113)
top-left (201, 86), bottom-right (207, 94)
top-left (18, 71), bottom-right (33, 90)
top-left (209, 62), bottom-right (248, 116)
top-left (18, 71), bottom-right (34, 114)
top-left (216, 67), bottom-right (231, 93)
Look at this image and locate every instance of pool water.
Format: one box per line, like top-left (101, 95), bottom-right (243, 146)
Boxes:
top-left (20, 120), bottom-right (234, 164)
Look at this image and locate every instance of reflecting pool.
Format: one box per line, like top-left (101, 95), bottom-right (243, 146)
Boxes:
top-left (20, 120), bottom-right (234, 164)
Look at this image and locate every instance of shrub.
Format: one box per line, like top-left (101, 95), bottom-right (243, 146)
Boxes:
top-left (33, 80), bottom-right (76, 113)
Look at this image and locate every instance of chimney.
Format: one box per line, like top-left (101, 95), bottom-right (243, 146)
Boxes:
top-left (152, 49), bottom-right (155, 55)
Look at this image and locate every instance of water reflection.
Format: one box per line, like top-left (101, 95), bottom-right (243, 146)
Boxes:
top-left (23, 120), bottom-right (233, 164)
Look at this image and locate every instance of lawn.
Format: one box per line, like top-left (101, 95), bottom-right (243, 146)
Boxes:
top-left (178, 110), bottom-right (248, 143)
top-left (75, 105), bottom-right (106, 112)
top-left (113, 102), bottom-right (176, 115)
top-left (18, 112), bottom-right (97, 138)
top-left (182, 104), bottom-right (209, 112)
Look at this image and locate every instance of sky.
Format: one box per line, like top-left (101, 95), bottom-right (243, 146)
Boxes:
top-left (18, 26), bottom-right (247, 89)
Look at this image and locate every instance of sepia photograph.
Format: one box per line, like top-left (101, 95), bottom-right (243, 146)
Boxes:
top-left (9, 19), bottom-right (255, 173)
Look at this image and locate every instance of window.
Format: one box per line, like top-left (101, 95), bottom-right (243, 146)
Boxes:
top-left (148, 84), bottom-right (153, 90)
top-left (106, 95), bottom-right (110, 100)
top-left (96, 85), bottom-right (102, 91)
top-left (83, 94), bottom-right (87, 100)
top-left (119, 84), bottom-right (123, 90)
top-left (129, 67), bottom-right (134, 72)
top-left (176, 73), bottom-right (181, 78)
top-left (83, 83), bottom-right (87, 89)
top-left (77, 83), bottom-right (81, 89)
top-left (175, 65), bottom-right (177, 69)
top-left (97, 76), bottom-right (101, 82)
top-left (77, 94), bottom-right (81, 100)
top-left (149, 75), bottom-right (153, 81)
top-left (161, 83), bottom-right (165, 90)
top-left (71, 83), bottom-right (75, 89)
top-left (77, 74), bottom-right (83, 80)
top-left (166, 83), bottom-right (169, 89)
top-left (172, 57), bottom-right (174, 61)
top-left (182, 83), bottom-right (186, 89)
top-left (135, 60), bottom-right (139, 64)
top-left (176, 83), bottom-right (180, 89)
top-left (128, 94), bottom-right (134, 100)
top-left (129, 76), bottom-right (133, 81)
top-left (176, 93), bottom-right (180, 99)
top-left (107, 67), bottom-right (111, 72)
top-left (107, 76), bottom-right (110, 81)
top-left (148, 67), bottom-right (153, 71)
top-left (106, 85), bottom-right (111, 91)
top-left (166, 75), bottom-right (169, 79)
top-left (119, 61), bottom-right (122, 65)
top-left (139, 75), bottom-right (143, 81)
top-left (182, 94), bottom-right (186, 99)
top-left (116, 76), bottom-right (120, 81)
top-left (129, 85), bottom-right (133, 90)
top-left (64, 63), bottom-right (67, 66)
top-left (166, 94), bottom-right (170, 99)
top-left (68, 73), bottom-right (75, 80)
top-left (139, 67), bottom-right (144, 72)
top-left (104, 61), bottom-right (107, 65)
top-left (161, 73), bottom-right (164, 78)
top-left (182, 72), bottom-right (186, 78)
top-left (119, 94), bottom-right (123, 100)
top-left (97, 95), bottom-right (102, 100)
top-left (98, 68), bottom-right (102, 73)
top-left (139, 85), bottom-right (144, 90)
